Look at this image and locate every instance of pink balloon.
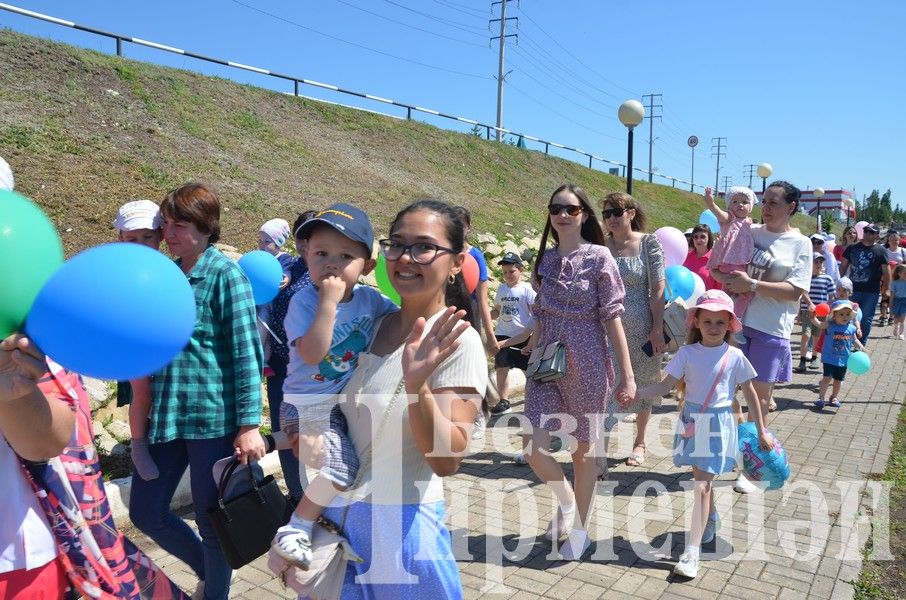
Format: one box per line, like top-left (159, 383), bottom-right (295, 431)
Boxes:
top-left (654, 226), bottom-right (688, 267)
top-left (855, 221), bottom-right (869, 240)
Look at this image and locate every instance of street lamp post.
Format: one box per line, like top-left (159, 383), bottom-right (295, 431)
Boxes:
top-left (618, 100), bottom-right (645, 195)
top-left (845, 197), bottom-right (854, 226)
top-left (813, 187), bottom-right (825, 233)
top-left (757, 163), bottom-right (773, 194)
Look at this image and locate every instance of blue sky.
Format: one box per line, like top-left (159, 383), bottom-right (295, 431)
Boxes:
top-left (2, 0), bottom-right (903, 209)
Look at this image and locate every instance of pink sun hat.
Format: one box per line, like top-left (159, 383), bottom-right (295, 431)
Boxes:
top-left (685, 289), bottom-right (742, 333)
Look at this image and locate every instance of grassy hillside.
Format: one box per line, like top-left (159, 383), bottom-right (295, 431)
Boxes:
top-left (0, 29), bottom-right (815, 255)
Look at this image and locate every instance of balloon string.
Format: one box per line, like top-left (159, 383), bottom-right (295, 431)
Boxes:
top-left (257, 317), bottom-right (285, 346)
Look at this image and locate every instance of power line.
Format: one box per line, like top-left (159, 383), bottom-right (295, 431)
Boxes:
top-left (507, 59), bottom-right (616, 123)
top-left (516, 33), bottom-right (622, 105)
top-left (381, 0), bottom-right (487, 34)
top-left (508, 44), bottom-right (618, 113)
top-left (431, 0), bottom-right (487, 18)
top-left (507, 80), bottom-right (623, 143)
top-left (229, 0), bottom-right (490, 80)
top-left (518, 5), bottom-right (640, 98)
top-left (333, 0), bottom-right (487, 48)
top-left (744, 164), bottom-right (757, 189)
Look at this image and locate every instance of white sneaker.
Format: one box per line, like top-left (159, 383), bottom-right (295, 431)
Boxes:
top-left (272, 526), bottom-right (312, 569)
top-left (733, 473), bottom-right (760, 494)
top-left (702, 515), bottom-right (720, 544)
top-left (558, 528), bottom-right (591, 560)
top-left (673, 551), bottom-right (700, 578)
top-left (471, 412), bottom-right (486, 440)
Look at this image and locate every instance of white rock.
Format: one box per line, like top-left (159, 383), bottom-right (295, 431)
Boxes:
top-left (82, 376), bottom-right (111, 411)
top-left (95, 431), bottom-right (118, 455)
top-left (106, 419), bottom-right (132, 442)
top-left (105, 89), bottom-right (120, 97)
top-left (503, 240), bottom-right (519, 254)
top-left (476, 232), bottom-right (497, 245)
top-left (483, 243), bottom-right (503, 257)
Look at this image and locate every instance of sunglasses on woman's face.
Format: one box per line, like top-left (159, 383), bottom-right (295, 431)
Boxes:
top-left (601, 207), bottom-right (626, 219)
top-left (548, 203), bottom-right (584, 216)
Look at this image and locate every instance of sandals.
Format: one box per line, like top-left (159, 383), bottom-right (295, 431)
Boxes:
top-left (626, 444), bottom-right (646, 467)
top-left (768, 400), bottom-right (778, 412)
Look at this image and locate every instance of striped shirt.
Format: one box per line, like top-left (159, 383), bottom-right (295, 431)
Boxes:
top-left (149, 245), bottom-right (263, 443)
top-left (800, 273), bottom-right (835, 311)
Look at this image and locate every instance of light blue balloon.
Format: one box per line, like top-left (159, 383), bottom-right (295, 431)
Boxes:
top-left (856, 306), bottom-right (863, 322)
top-left (847, 351), bottom-right (871, 375)
top-left (699, 209), bottom-right (720, 233)
top-left (238, 250), bottom-right (284, 305)
top-left (738, 422), bottom-right (789, 491)
top-left (664, 265), bottom-right (695, 301)
top-left (26, 243), bottom-right (196, 380)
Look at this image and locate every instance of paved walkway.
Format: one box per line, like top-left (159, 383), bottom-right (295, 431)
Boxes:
top-left (128, 330), bottom-right (906, 599)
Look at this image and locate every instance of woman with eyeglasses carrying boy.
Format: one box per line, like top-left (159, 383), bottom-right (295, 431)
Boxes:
top-left (520, 184), bottom-right (635, 560)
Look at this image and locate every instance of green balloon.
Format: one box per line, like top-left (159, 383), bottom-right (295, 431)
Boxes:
top-left (374, 253), bottom-right (400, 306)
top-left (0, 189), bottom-right (64, 337)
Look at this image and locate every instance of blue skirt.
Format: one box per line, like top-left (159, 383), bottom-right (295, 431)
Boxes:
top-left (312, 500), bottom-right (462, 600)
top-left (673, 404), bottom-right (739, 474)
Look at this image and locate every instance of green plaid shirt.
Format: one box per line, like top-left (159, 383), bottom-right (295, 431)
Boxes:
top-left (149, 245), bottom-right (263, 443)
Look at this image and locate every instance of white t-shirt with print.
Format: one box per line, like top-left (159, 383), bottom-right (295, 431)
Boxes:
top-left (743, 225), bottom-right (812, 338)
top-left (665, 343), bottom-right (757, 409)
top-left (493, 281), bottom-right (536, 337)
top-left (336, 310), bottom-right (487, 505)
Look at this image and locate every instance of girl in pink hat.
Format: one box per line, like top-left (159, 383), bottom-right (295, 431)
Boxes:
top-left (627, 289), bottom-right (773, 579)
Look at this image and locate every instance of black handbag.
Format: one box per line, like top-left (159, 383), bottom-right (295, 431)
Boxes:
top-left (208, 457), bottom-right (291, 569)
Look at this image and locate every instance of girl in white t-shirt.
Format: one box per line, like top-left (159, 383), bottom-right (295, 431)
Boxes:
top-left (631, 290), bottom-right (772, 580)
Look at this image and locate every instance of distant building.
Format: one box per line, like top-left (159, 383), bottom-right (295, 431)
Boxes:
top-left (755, 189), bottom-right (856, 221)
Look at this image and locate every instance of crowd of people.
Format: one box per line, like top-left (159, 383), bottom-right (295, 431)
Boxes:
top-left (2, 148), bottom-right (905, 597)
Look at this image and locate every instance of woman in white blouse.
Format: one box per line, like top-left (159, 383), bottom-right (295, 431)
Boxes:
top-left (319, 199), bottom-right (486, 598)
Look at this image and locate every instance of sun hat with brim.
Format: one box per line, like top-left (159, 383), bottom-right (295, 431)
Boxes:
top-left (830, 299), bottom-right (855, 316)
top-left (685, 289), bottom-right (742, 333)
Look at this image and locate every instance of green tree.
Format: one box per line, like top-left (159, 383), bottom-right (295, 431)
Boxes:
top-left (822, 212), bottom-right (835, 234)
top-left (880, 189), bottom-right (893, 224)
top-left (469, 124), bottom-right (484, 138)
top-left (864, 190), bottom-right (881, 222)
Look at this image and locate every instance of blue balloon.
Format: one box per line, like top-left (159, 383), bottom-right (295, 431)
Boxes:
top-left (26, 243), bottom-right (196, 380)
top-left (238, 251), bottom-right (283, 305)
top-left (699, 209), bottom-right (720, 233)
top-left (665, 265), bottom-right (695, 301)
top-left (847, 351), bottom-right (871, 375)
top-left (738, 422), bottom-right (790, 491)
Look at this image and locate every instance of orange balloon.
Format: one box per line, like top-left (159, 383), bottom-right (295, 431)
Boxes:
top-left (814, 303), bottom-right (830, 317)
top-left (462, 253), bottom-right (480, 294)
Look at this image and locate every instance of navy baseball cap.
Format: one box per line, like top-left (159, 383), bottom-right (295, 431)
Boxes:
top-left (297, 203), bottom-right (374, 255)
top-left (497, 251), bottom-right (524, 267)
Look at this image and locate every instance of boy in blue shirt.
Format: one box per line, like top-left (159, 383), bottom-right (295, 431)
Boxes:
top-left (815, 300), bottom-right (865, 409)
top-left (272, 203), bottom-right (397, 567)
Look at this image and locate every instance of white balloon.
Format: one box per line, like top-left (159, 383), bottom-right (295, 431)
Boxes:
top-left (688, 272), bottom-right (706, 305)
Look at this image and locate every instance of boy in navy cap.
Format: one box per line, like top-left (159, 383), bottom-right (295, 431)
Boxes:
top-left (272, 203), bottom-right (397, 567)
top-left (489, 252), bottom-right (536, 415)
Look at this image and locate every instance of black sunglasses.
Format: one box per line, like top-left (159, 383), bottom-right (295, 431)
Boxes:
top-left (548, 203), bottom-right (584, 217)
top-left (601, 207), bottom-right (627, 219)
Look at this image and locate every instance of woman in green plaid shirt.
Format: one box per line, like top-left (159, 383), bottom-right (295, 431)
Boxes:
top-left (128, 183), bottom-right (265, 600)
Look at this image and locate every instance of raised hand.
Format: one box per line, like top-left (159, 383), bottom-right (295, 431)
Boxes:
top-left (0, 334), bottom-right (48, 402)
top-left (401, 307), bottom-right (470, 391)
top-left (318, 275), bottom-right (347, 305)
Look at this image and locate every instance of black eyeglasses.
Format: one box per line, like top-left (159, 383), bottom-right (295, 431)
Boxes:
top-left (548, 203), bottom-right (584, 216)
top-left (601, 207), bottom-right (627, 219)
top-left (378, 239), bottom-right (456, 264)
